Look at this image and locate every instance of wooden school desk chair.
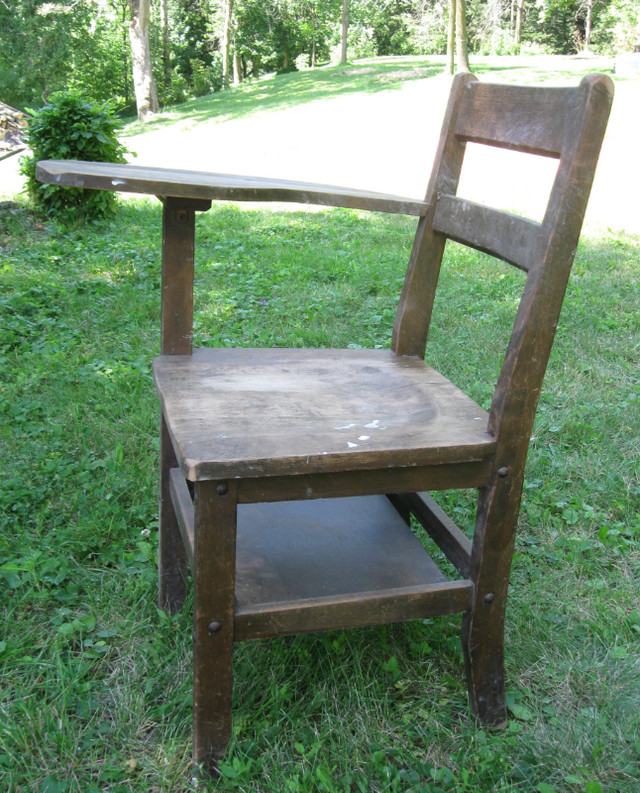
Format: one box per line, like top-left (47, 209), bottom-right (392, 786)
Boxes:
top-left (37, 72), bottom-right (613, 773)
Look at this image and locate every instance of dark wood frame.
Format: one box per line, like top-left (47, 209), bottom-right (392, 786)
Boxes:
top-left (37, 72), bottom-right (613, 773)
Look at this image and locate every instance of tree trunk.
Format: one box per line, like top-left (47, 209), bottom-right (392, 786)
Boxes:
top-left (160, 0), bottom-right (171, 85)
top-left (340, 0), bottom-right (349, 64)
top-left (514, 0), bottom-right (525, 49)
top-left (446, 0), bottom-right (456, 76)
top-left (456, 0), bottom-right (470, 72)
top-left (233, 48), bottom-right (242, 86)
top-left (121, 0), bottom-right (130, 105)
top-left (222, 0), bottom-right (234, 89)
top-left (584, 0), bottom-right (593, 50)
top-left (128, 0), bottom-right (159, 119)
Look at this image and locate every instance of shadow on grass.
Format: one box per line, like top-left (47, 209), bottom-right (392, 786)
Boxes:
top-left (121, 54), bottom-right (617, 139)
top-left (121, 58), bottom-right (445, 135)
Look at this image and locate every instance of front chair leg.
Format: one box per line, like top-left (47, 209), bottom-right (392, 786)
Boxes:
top-left (192, 479), bottom-right (238, 772)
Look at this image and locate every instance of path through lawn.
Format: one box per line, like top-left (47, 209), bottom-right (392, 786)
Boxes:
top-left (3, 55), bottom-right (638, 234)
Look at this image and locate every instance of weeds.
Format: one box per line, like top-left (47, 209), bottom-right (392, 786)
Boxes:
top-left (1, 58), bottom-right (639, 792)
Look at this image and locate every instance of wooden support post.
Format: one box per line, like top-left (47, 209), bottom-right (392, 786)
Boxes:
top-left (192, 479), bottom-right (238, 770)
top-left (158, 196), bottom-right (211, 612)
top-left (158, 415), bottom-right (188, 612)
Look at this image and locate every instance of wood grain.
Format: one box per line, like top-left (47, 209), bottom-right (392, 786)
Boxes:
top-left (154, 347), bottom-right (495, 481)
top-left (432, 196), bottom-right (539, 272)
top-left (35, 159), bottom-right (428, 216)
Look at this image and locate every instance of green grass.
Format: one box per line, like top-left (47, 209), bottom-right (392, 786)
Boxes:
top-left (1, 58), bottom-right (639, 792)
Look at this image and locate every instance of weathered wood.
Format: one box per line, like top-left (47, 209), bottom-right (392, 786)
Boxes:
top-left (237, 462), bottom-right (491, 504)
top-left (153, 347), bottom-right (495, 481)
top-left (398, 491), bottom-right (472, 577)
top-left (158, 415), bottom-right (188, 612)
top-left (161, 197), bottom-right (210, 356)
top-left (169, 466), bottom-right (194, 571)
top-left (454, 81), bottom-right (572, 158)
top-left (432, 196), bottom-right (539, 272)
top-left (462, 74), bottom-right (614, 724)
top-left (192, 479), bottom-right (237, 771)
top-left (392, 72), bottom-right (476, 358)
top-left (233, 496), bottom-right (471, 640)
top-left (35, 160), bottom-right (429, 216)
top-left (236, 581), bottom-right (473, 641)
top-left (35, 73), bottom-right (614, 765)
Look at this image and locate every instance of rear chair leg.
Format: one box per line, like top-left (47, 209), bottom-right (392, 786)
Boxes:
top-left (462, 479), bottom-right (522, 726)
top-left (158, 415), bottom-right (188, 613)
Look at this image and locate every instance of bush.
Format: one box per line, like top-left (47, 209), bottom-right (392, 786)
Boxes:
top-left (20, 92), bottom-right (128, 221)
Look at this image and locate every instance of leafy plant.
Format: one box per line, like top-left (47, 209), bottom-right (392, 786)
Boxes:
top-left (20, 92), bottom-right (128, 221)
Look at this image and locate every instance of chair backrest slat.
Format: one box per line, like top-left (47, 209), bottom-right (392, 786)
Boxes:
top-left (393, 71), bottom-right (613, 469)
top-left (432, 196), bottom-right (539, 272)
top-left (454, 82), bottom-right (571, 158)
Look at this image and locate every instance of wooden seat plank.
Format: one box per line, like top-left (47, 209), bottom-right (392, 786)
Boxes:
top-left (153, 347), bottom-right (495, 481)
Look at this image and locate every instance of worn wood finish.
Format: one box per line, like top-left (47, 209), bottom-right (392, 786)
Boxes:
top-left (461, 74), bottom-right (614, 723)
top-left (237, 461), bottom-right (491, 504)
top-left (192, 479), bottom-right (238, 770)
top-left (399, 491), bottom-right (472, 577)
top-left (154, 347), bottom-right (495, 481)
top-left (454, 81), bottom-right (571, 158)
top-left (161, 197), bottom-right (210, 355)
top-left (36, 73), bottom-right (614, 766)
top-left (158, 416), bottom-right (188, 611)
top-left (235, 581), bottom-right (473, 641)
top-left (35, 160), bottom-right (428, 216)
top-left (432, 196), bottom-right (539, 272)
top-left (164, 488), bottom-right (472, 640)
top-left (392, 72), bottom-right (476, 358)
top-left (233, 496), bottom-right (470, 639)
top-left (169, 466), bottom-right (195, 570)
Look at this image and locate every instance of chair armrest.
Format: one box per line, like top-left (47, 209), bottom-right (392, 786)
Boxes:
top-left (36, 160), bottom-right (428, 216)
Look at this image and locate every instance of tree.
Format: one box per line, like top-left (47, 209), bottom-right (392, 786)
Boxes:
top-left (446, 0), bottom-right (456, 74)
top-left (340, 0), bottom-right (349, 63)
top-left (221, 0), bottom-right (235, 87)
top-left (128, 0), bottom-right (159, 118)
top-left (456, 0), bottom-right (470, 69)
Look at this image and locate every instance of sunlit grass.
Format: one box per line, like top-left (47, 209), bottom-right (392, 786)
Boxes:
top-left (1, 57), bottom-right (639, 792)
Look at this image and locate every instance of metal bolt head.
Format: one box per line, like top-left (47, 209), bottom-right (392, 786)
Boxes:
top-left (216, 482), bottom-right (228, 496)
top-left (208, 621), bottom-right (222, 634)
top-left (497, 467), bottom-right (509, 478)
top-left (484, 593), bottom-right (495, 604)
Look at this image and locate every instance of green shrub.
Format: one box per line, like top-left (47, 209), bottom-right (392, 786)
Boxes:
top-left (20, 92), bottom-right (128, 221)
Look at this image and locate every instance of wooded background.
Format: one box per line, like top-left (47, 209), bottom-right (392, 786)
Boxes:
top-left (1, 1), bottom-right (638, 118)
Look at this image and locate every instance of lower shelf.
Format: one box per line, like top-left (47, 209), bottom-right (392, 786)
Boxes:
top-left (169, 469), bottom-right (474, 641)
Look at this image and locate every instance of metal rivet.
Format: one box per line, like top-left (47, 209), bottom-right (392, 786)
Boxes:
top-left (208, 621), bottom-right (222, 634)
top-left (497, 467), bottom-right (509, 478)
top-left (216, 483), bottom-right (228, 496)
top-left (484, 593), bottom-right (495, 604)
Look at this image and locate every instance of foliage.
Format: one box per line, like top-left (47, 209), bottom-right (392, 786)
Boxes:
top-left (0, 194), bottom-right (638, 790)
top-left (20, 93), bottom-right (128, 221)
top-left (1, 0), bottom-right (636, 115)
top-left (1, 60), bottom-right (639, 791)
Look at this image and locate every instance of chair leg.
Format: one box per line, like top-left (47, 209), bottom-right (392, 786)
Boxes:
top-left (192, 479), bottom-right (238, 772)
top-left (462, 479), bottom-right (522, 726)
top-left (158, 415), bottom-right (188, 613)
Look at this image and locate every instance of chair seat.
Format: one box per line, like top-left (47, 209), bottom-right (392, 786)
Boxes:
top-left (154, 347), bottom-right (495, 482)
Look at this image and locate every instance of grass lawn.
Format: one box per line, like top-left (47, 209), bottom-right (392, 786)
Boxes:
top-left (0, 56), bottom-right (639, 792)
